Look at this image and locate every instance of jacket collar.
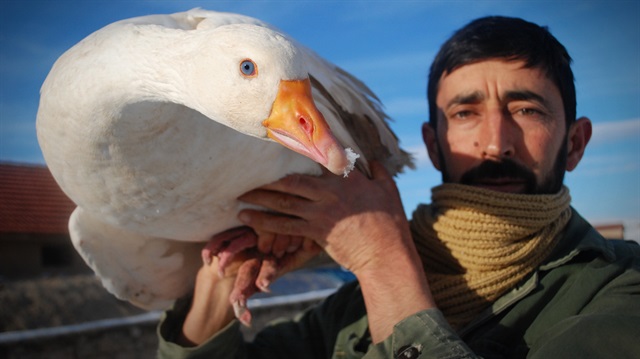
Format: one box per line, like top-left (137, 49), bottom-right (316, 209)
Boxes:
top-left (459, 208), bottom-right (611, 337)
top-left (540, 207), bottom-right (616, 269)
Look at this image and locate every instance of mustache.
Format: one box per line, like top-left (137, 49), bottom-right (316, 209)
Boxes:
top-left (460, 159), bottom-right (537, 190)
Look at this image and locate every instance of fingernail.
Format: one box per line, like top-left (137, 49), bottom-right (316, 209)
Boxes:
top-left (258, 280), bottom-right (271, 293)
top-left (239, 316), bottom-right (252, 328)
top-left (202, 255), bottom-right (211, 266)
top-left (238, 212), bottom-right (250, 223)
top-left (201, 249), bottom-right (212, 265)
top-left (232, 300), bottom-right (246, 319)
top-left (238, 309), bottom-right (252, 328)
top-left (233, 298), bottom-right (252, 327)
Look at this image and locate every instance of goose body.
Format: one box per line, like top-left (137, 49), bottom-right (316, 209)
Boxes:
top-left (36, 9), bottom-right (412, 309)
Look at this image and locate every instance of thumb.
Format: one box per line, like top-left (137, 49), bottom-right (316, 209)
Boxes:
top-left (369, 161), bottom-right (404, 198)
top-left (369, 161), bottom-right (393, 181)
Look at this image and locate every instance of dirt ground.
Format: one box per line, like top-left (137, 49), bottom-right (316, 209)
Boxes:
top-left (0, 264), bottom-right (349, 358)
top-left (0, 299), bottom-right (321, 359)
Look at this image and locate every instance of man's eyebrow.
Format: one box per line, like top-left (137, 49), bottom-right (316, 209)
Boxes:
top-left (445, 91), bottom-right (485, 110)
top-left (504, 90), bottom-right (548, 106)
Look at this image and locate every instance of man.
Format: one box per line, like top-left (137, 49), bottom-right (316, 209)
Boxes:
top-left (158, 16), bottom-right (640, 358)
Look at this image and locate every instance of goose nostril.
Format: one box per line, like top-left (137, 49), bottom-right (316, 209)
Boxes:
top-left (299, 117), bottom-right (313, 135)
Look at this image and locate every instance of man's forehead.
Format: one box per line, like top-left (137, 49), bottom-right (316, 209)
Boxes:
top-left (437, 60), bottom-right (557, 102)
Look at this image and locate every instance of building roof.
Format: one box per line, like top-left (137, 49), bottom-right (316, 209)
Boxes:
top-left (0, 162), bottom-right (76, 235)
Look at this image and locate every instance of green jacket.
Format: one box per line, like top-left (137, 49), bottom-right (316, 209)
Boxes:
top-left (157, 210), bottom-right (640, 358)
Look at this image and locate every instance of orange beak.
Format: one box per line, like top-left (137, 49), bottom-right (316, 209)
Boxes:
top-left (263, 78), bottom-right (351, 175)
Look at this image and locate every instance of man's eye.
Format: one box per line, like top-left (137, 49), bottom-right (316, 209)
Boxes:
top-left (517, 108), bottom-right (539, 116)
top-left (514, 108), bottom-right (547, 118)
top-left (453, 110), bottom-right (473, 119)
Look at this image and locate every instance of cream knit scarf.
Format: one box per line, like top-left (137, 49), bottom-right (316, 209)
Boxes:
top-left (410, 183), bottom-right (572, 329)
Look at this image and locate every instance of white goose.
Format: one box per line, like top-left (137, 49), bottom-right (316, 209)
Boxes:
top-left (36, 8), bottom-right (413, 310)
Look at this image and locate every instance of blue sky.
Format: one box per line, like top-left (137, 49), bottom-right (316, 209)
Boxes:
top-left (1, 1), bottom-right (639, 240)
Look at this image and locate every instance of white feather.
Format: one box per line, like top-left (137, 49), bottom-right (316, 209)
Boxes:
top-left (36, 8), bottom-right (412, 309)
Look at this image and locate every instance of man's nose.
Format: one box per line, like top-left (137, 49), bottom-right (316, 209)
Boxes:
top-left (481, 110), bottom-right (516, 160)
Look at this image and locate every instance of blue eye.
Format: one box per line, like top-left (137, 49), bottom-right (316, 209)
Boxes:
top-left (240, 59), bottom-right (257, 77)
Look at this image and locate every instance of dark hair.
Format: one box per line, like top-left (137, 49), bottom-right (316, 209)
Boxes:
top-left (427, 16), bottom-right (576, 129)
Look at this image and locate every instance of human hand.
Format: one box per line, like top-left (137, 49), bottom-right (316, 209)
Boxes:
top-left (235, 163), bottom-right (436, 342)
top-left (236, 162), bottom-right (414, 276)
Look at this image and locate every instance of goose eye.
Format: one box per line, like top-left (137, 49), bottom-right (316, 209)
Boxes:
top-left (240, 59), bottom-right (257, 77)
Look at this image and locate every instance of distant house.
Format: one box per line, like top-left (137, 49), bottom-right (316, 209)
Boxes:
top-left (594, 223), bottom-right (625, 240)
top-left (0, 162), bottom-right (89, 279)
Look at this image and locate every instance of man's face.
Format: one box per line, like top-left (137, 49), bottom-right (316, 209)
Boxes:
top-left (424, 60), bottom-right (569, 194)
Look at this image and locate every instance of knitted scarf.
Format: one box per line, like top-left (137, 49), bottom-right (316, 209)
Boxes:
top-left (410, 183), bottom-right (572, 329)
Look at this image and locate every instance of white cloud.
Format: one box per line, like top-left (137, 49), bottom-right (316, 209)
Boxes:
top-left (589, 118), bottom-right (640, 147)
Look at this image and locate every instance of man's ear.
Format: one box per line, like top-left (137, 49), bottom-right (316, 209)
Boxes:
top-left (566, 117), bottom-right (592, 171)
top-left (422, 122), bottom-right (442, 171)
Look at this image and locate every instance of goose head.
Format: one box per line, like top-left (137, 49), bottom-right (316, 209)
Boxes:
top-left (183, 24), bottom-right (353, 175)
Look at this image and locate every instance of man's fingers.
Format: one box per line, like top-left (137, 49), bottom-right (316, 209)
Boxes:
top-left (303, 238), bottom-right (319, 251)
top-left (244, 171), bottom-right (341, 203)
top-left (370, 160), bottom-right (393, 181)
top-left (370, 161), bottom-right (400, 193)
top-left (238, 188), bottom-right (310, 217)
top-left (260, 174), bottom-right (325, 200)
top-left (287, 236), bottom-right (303, 253)
top-left (271, 234), bottom-right (292, 258)
top-left (238, 209), bottom-right (307, 237)
top-left (257, 232), bottom-right (276, 254)
top-left (279, 246), bottom-right (322, 273)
